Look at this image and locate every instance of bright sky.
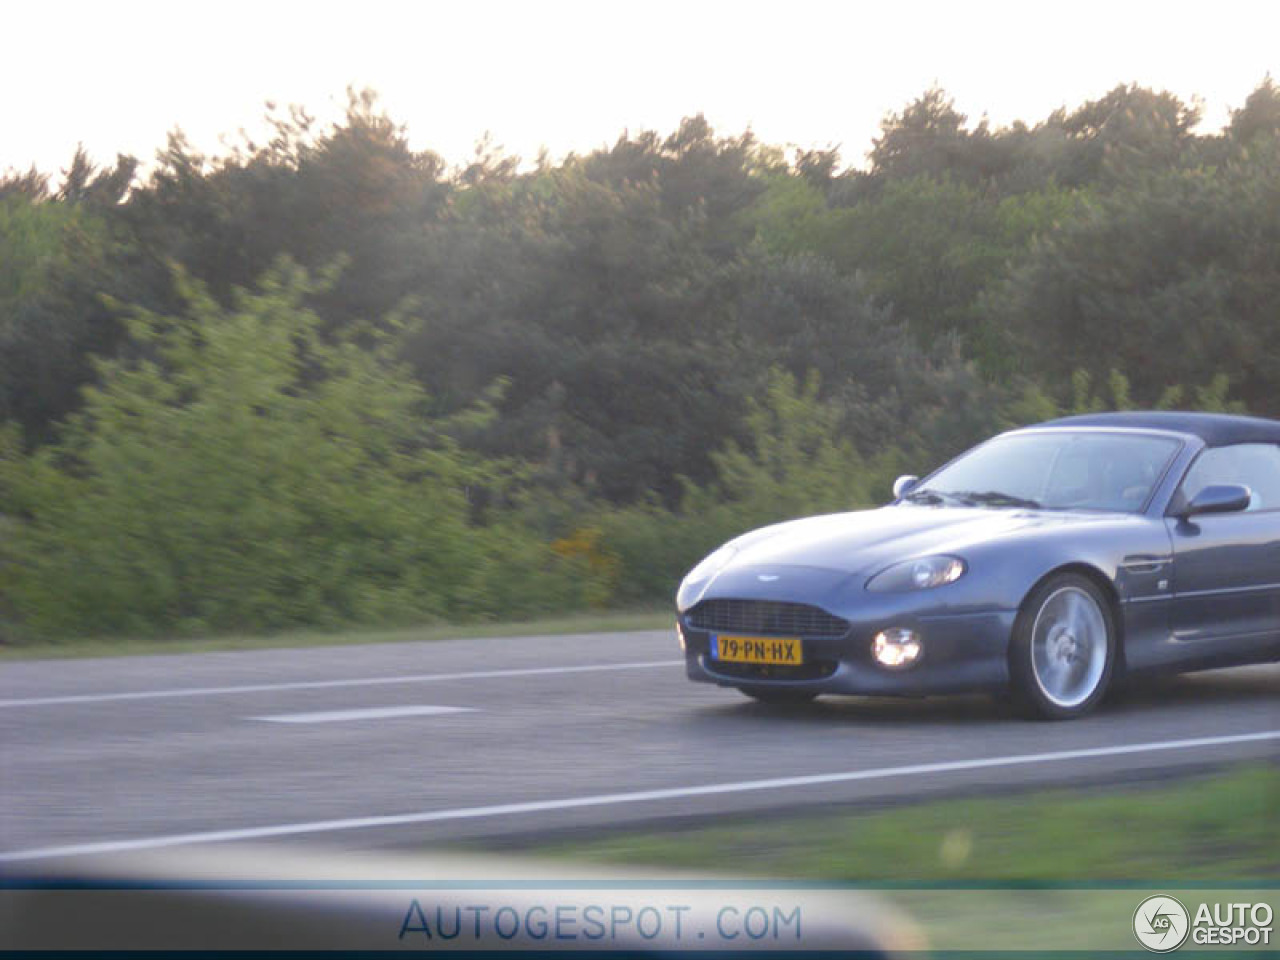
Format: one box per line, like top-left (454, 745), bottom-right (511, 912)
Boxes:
top-left (5, 0), bottom-right (1277, 181)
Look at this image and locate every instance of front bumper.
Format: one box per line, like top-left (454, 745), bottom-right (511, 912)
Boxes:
top-left (680, 608), bottom-right (1015, 696)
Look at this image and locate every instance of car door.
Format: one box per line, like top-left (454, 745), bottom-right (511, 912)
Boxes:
top-left (1165, 443), bottom-right (1280, 663)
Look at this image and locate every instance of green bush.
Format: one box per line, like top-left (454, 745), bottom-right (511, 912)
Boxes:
top-left (1, 261), bottom-right (555, 637)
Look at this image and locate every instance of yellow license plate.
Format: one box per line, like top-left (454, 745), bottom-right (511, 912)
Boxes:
top-left (712, 635), bottom-right (803, 665)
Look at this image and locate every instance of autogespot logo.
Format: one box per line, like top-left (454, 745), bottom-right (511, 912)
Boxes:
top-left (1134, 895), bottom-right (1191, 952)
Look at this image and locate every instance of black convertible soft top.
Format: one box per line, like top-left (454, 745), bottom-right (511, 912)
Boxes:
top-left (1037, 411), bottom-right (1280, 448)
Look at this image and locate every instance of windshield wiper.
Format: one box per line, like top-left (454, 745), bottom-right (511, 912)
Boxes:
top-left (902, 487), bottom-right (967, 506)
top-left (951, 489), bottom-right (1043, 510)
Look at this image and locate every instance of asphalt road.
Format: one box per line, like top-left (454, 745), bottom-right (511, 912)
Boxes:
top-left (1, 630), bottom-right (1276, 864)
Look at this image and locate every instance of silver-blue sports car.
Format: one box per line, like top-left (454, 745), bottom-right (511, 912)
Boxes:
top-left (677, 412), bottom-right (1280, 719)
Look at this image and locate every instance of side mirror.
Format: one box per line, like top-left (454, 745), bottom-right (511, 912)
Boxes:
top-left (1182, 483), bottom-right (1252, 517)
top-left (892, 475), bottom-right (920, 499)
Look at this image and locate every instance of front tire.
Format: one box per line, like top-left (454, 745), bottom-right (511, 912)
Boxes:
top-left (739, 686), bottom-right (818, 705)
top-left (1010, 573), bottom-right (1116, 720)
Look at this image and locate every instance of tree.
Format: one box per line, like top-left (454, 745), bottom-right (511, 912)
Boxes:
top-left (0, 190), bottom-right (126, 445)
top-left (987, 146), bottom-right (1280, 414)
top-left (809, 175), bottom-right (1007, 344)
top-left (597, 368), bottom-right (895, 605)
top-left (122, 90), bottom-right (449, 326)
top-left (581, 114), bottom-right (765, 260)
top-left (1230, 76), bottom-right (1280, 146)
top-left (402, 162), bottom-right (750, 505)
top-left (1057, 84), bottom-right (1202, 183)
top-left (869, 87), bottom-right (975, 182)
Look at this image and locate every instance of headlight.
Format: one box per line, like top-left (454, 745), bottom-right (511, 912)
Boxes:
top-left (684, 544), bottom-right (737, 585)
top-left (866, 555), bottom-right (966, 592)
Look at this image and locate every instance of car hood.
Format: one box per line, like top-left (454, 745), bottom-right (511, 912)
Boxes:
top-left (718, 504), bottom-right (1109, 579)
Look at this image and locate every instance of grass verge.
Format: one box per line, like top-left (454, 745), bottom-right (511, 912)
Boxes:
top-left (0, 608), bottom-right (673, 661)
top-left (536, 764), bottom-right (1280, 882)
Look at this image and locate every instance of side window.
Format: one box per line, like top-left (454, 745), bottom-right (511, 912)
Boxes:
top-left (1179, 444), bottom-right (1280, 512)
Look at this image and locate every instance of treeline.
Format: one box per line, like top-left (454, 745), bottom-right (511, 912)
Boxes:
top-left (1, 81), bottom-right (1278, 638)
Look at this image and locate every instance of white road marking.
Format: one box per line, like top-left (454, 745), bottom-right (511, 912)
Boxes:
top-left (2, 729), bottom-right (1275, 863)
top-left (252, 705), bottom-right (475, 724)
top-left (0, 660), bottom-right (683, 708)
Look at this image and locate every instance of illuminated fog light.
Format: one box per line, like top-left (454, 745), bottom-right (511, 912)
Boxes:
top-left (872, 628), bottom-right (923, 668)
top-left (676, 622), bottom-right (687, 652)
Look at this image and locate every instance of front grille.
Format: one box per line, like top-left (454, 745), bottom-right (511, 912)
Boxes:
top-left (686, 598), bottom-right (850, 638)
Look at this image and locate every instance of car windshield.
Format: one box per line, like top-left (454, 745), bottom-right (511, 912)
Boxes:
top-left (909, 431), bottom-right (1181, 513)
